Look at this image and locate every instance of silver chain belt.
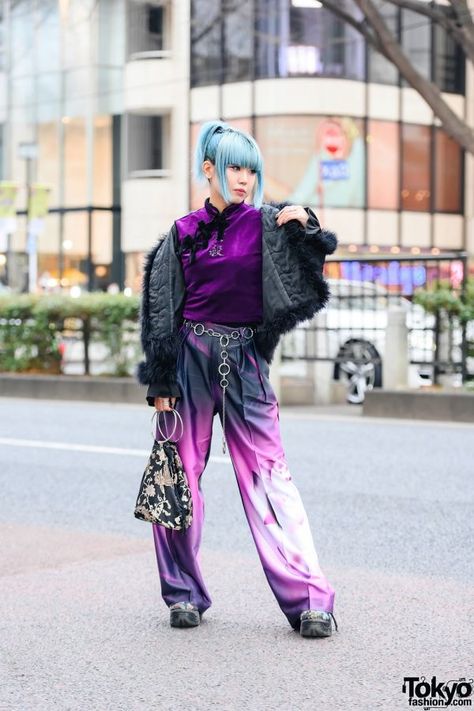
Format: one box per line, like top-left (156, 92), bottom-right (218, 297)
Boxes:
top-left (183, 319), bottom-right (255, 455)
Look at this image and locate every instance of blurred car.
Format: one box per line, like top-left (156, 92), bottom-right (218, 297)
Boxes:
top-left (281, 279), bottom-right (438, 404)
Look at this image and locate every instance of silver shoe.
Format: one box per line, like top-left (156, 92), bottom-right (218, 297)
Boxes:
top-left (169, 601), bottom-right (201, 628)
top-left (299, 610), bottom-right (338, 638)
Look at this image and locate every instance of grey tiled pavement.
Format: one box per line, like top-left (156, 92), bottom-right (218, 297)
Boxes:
top-left (0, 398), bottom-right (472, 711)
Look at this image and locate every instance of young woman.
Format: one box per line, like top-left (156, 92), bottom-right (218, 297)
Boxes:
top-left (137, 120), bottom-right (339, 638)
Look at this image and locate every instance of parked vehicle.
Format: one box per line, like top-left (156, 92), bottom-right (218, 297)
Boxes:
top-left (281, 279), bottom-right (437, 404)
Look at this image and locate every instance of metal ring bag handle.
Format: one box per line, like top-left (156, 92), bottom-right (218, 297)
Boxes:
top-left (151, 409), bottom-right (184, 444)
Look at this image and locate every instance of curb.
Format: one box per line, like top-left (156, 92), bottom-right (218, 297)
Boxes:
top-left (363, 388), bottom-right (474, 423)
top-left (0, 373), bottom-right (145, 404)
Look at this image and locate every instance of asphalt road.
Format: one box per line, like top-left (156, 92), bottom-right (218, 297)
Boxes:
top-left (0, 397), bottom-right (473, 711)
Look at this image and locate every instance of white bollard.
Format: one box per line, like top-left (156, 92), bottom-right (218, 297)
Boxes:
top-left (384, 306), bottom-right (408, 389)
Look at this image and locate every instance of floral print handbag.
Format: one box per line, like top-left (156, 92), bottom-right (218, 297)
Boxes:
top-left (134, 409), bottom-right (193, 530)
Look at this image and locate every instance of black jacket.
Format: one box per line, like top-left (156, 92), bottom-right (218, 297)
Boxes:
top-left (136, 201), bottom-right (338, 405)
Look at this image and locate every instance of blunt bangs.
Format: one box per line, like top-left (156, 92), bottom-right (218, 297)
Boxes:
top-left (215, 132), bottom-right (262, 174)
top-left (215, 132), bottom-right (264, 208)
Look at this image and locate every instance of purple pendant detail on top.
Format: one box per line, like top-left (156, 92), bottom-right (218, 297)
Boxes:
top-left (208, 242), bottom-right (224, 257)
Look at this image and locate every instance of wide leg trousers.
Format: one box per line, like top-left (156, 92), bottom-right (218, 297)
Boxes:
top-left (152, 320), bottom-right (335, 630)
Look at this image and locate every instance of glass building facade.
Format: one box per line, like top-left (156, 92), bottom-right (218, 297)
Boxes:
top-left (191, 0), bottom-right (465, 93)
top-left (189, 0), bottom-right (465, 222)
top-left (0, 0), bottom-right (469, 292)
top-left (0, 0), bottom-right (124, 292)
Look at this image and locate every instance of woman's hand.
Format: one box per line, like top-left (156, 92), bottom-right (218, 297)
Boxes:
top-left (154, 396), bottom-right (177, 412)
top-left (275, 205), bottom-right (308, 229)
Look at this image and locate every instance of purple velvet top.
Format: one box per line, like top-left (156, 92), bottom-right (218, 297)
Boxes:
top-left (175, 198), bottom-right (263, 326)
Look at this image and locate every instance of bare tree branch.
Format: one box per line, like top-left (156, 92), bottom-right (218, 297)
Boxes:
top-left (384, 0), bottom-right (474, 63)
top-left (351, 0), bottom-right (474, 153)
top-left (446, 0), bottom-right (474, 57)
top-left (387, 0), bottom-right (456, 24)
top-left (447, 0), bottom-right (474, 30)
top-left (313, 0), bottom-right (386, 54)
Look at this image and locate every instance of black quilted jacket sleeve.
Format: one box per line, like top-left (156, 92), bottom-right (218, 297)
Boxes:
top-left (136, 224), bottom-right (184, 406)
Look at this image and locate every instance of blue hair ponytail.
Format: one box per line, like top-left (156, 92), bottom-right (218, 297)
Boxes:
top-left (192, 121), bottom-right (226, 184)
top-left (193, 120), bottom-right (264, 209)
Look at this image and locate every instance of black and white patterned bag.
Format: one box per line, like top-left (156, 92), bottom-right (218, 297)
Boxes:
top-left (134, 409), bottom-right (193, 530)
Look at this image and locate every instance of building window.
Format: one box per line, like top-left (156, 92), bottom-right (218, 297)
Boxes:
top-left (401, 8), bottom-right (431, 83)
top-left (255, 115), bottom-right (365, 208)
top-left (63, 211), bottom-right (89, 288)
top-left (255, 0), bottom-right (365, 81)
top-left (255, 0), bottom-right (279, 80)
top-left (401, 124), bottom-right (431, 211)
top-left (434, 129), bottom-right (462, 213)
top-left (289, 0), bottom-right (364, 80)
top-left (64, 117), bottom-right (87, 207)
top-left (0, 124), bottom-right (3, 179)
top-left (37, 121), bottom-right (61, 208)
top-left (368, 0), bottom-right (398, 85)
top-left (224, 0), bottom-right (253, 82)
top-left (434, 21), bottom-right (465, 94)
top-left (368, 123), bottom-right (463, 214)
top-left (127, 1), bottom-right (166, 57)
top-left (126, 114), bottom-right (169, 176)
top-left (368, 121), bottom-right (399, 210)
top-left (0, 3), bottom-right (6, 72)
top-left (191, 0), bottom-right (222, 86)
top-left (93, 115), bottom-right (113, 205)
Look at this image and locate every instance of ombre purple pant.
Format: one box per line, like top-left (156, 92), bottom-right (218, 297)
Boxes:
top-left (152, 320), bottom-right (335, 629)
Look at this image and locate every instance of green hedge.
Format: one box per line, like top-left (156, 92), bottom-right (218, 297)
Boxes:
top-left (413, 277), bottom-right (474, 363)
top-left (0, 293), bottom-right (141, 376)
top-left (413, 277), bottom-right (474, 323)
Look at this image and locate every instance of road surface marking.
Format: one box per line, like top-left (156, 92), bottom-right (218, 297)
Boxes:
top-left (0, 437), bottom-right (230, 463)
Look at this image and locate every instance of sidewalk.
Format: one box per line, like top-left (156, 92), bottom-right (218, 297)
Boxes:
top-left (281, 403), bottom-right (362, 417)
top-left (1, 521), bottom-right (472, 711)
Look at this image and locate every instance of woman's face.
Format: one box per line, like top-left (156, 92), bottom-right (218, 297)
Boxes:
top-left (224, 164), bottom-right (257, 202)
top-left (204, 160), bottom-right (257, 204)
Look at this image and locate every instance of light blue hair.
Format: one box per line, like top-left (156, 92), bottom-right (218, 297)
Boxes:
top-left (193, 120), bottom-right (264, 208)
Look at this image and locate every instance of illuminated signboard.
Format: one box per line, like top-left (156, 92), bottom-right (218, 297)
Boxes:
top-left (338, 260), bottom-right (464, 295)
top-left (340, 261), bottom-right (426, 295)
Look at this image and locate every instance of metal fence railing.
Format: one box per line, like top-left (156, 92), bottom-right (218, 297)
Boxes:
top-left (280, 253), bottom-right (472, 390)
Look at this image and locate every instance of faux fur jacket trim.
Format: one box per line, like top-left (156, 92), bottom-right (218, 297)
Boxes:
top-left (136, 201), bottom-right (338, 397)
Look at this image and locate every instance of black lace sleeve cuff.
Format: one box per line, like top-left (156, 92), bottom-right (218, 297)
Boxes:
top-left (304, 207), bottom-right (322, 237)
top-left (146, 381), bottom-right (182, 407)
top-left (286, 207), bottom-right (337, 255)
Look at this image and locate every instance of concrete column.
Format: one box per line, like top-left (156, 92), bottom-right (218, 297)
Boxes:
top-left (464, 4), bottom-right (474, 268)
top-left (269, 338), bottom-right (282, 403)
top-left (384, 306), bottom-right (408, 389)
top-left (309, 311), bottom-right (343, 405)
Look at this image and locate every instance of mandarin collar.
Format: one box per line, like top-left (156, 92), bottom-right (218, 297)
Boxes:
top-left (204, 197), bottom-right (246, 218)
